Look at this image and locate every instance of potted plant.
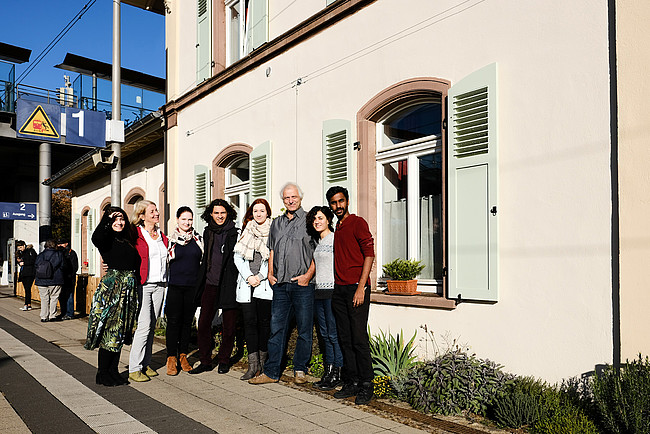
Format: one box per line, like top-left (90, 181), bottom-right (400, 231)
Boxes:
top-left (382, 259), bottom-right (425, 295)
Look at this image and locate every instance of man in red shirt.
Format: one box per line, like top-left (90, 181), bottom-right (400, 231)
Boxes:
top-left (326, 186), bottom-right (375, 405)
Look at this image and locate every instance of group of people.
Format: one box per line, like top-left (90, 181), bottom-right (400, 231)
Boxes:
top-left (82, 182), bottom-right (376, 405)
top-left (16, 239), bottom-right (78, 322)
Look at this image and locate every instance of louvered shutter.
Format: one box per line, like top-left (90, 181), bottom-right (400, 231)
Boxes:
top-left (72, 213), bottom-right (81, 261)
top-left (196, 0), bottom-right (212, 83)
top-left (246, 0), bottom-right (268, 54)
top-left (447, 62), bottom-right (498, 302)
top-left (194, 165), bottom-right (210, 233)
top-left (87, 209), bottom-right (97, 275)
top-left (250, 141), bottom-right (272, 203)
top-left (322, 119), bottom-right (351, 198)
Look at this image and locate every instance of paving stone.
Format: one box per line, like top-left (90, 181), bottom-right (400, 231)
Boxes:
top-left (331, 419), bottom-right (388, 433)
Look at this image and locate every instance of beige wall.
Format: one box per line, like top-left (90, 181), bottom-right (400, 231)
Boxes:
top-left (167, 0), bottom-right (614, 382)
top-left (616, 1), bottom-right (650, 363)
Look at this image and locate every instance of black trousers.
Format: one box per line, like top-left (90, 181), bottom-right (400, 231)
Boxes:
top-left (165, 285), bottom-right (197, 357)
top-left (21, 277), bottom-right (34, 305)
top-left (331, 284), bottom-right (373, 384)
top-left (240, 297), bottom-right (272, 354)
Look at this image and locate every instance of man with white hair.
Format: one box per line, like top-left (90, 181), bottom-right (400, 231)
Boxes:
top-left (249, 182), bottom-right (316, 385)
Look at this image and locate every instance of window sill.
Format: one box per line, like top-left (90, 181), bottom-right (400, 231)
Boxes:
top-left (370, 291), bottom-right (457, 310)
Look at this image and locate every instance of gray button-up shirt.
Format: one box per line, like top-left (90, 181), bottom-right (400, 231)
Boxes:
top-left (268, 207), bottom-right (315, 284)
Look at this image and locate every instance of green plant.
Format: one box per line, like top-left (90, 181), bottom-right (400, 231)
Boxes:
top-left (492, 377), bottom-right (546, 428)
top-left (309, 353), bottom-right (324, 377)
top-left (403, 350), bottom-right (513, 416)
top-left (591, 354), bottom-right (650, 433)
top-left (373, 376), bottom-right (393, 398)
top-left (532, 387), bottom-right (599, 434)
top-left (369, 329), bottom-right (417, 378)
top-left (382, 259), bottom-right (425, 280)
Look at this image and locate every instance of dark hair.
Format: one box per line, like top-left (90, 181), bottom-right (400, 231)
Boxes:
top-left (306, 206), bottom-right (334, 240)
top-left (201, 199), bottom-right (237, 223)
top-left (242, 199), bottom-right (272, 229)
top-left (15, 240), bottom-right (25, 247)
top-left (44, 239), bottom-right (58, 249)
top-left (326, 186), bottom-right (349, 203)
top-left (176, 206), bottom-right (193, 218)
top-left (103, 206), bottom-right (136, 243)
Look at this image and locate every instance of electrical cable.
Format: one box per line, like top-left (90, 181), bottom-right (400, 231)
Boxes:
top-left (16, 0), bottom-right (97, 84)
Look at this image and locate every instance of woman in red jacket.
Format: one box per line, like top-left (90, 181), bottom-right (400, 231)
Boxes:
top-left (128, 200), bottom-right (169, 382)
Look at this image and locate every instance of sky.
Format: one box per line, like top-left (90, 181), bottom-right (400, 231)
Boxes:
top-left (1, 0), bottom-right (165, 91)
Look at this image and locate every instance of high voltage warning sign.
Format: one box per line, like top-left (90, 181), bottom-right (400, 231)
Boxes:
top-left (18, 105), bottom-right (60, 138)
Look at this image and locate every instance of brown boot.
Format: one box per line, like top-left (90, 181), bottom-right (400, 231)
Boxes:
top-left (179, 353), bottom-right (192, 372)
top-left (166, 356), bottom-right (179, 376)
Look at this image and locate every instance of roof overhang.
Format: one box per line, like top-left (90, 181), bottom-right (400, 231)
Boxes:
top-left (122, 0), bottom-right (166, 15)
top-left (0, 42), bottom-right (31, 64)
top-left (46, 111), bottom-right (164, 188)
top-left (55, 53), bottom-right (165, 94)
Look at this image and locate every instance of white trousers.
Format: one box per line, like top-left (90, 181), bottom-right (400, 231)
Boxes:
top-left (38, 285), bottom-right (61, 320)
top-left (129, 282), bottom-right (165, 373)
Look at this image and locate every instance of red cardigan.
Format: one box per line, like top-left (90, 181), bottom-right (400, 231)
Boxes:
top-left (135, 226), bottom-right (169, 285)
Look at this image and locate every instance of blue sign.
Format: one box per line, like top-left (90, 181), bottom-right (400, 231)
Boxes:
top-left (0, 203), bottom-right (37, 221)
top-left (64, 107), bottom-right (106, 148)
top-left (16, 99), bottom-right (61, 142)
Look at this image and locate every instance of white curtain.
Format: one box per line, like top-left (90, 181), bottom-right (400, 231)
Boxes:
top-left (382, 199), bottom-right (407, 266)
top-left (419, 194), bottom-right (442, 280)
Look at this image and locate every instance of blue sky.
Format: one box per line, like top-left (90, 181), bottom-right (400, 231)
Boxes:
top-left (2, 0), bottom-right (165, 91)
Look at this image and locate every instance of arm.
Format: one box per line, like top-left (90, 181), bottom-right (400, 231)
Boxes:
top-left (291, 259), bottom-right (315, 286)
top-left (353, 255), bottom-right (374, 307)
top-left (234, 253), bottom-right (260, 287)
top-left (267, 250), bottom-right (277, 286)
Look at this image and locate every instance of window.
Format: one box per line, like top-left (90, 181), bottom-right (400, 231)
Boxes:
top-left (224, 155), bottom-right (250, 226)
top-left (225, 0), bottom-right (268, 66)
top-left (377, 99), bottom-right (444, 290)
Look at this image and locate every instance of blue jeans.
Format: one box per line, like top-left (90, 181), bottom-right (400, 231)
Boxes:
top-left (314, 298), bottom-right (343, 367)
top-left (264, 282), bottom-right (314, 379)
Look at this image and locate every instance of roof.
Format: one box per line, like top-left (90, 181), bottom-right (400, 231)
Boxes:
top-left (122, 0), bottom-right (166, 15)
top-left (55, 53), bottom-right (165, 94)
top-left (0, 42), bottom-right (31, 64)
top-left (45, 110), bottom-right (164, 188)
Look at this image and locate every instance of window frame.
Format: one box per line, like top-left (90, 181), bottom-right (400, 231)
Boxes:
top-left (225, 0), bottom-right (246, 65)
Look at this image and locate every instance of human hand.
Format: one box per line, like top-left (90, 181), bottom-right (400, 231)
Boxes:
top-left (352, 287), bottom-right (365, 307)
top-left (291, 274), bottom-right (310, 287)
top-left (268, 274), bottom-right (277, 286)
top-left (247, 275), bottom-right (261, 287)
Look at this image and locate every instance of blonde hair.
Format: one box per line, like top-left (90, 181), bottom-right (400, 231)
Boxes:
top-left (131, 199), bottom-right (156, 227)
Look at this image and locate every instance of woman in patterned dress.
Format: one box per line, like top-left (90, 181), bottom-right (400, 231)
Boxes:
top-left (85, 207), bottom-right (140, 387)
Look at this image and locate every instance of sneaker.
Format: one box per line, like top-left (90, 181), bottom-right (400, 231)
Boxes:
top-left (248, 373), bottom-right (279, 385)
top-left (40, 318), bottom-right (49, 323)
top-left (144, 366), bottom-right (158, 377)
top-left (128, 371), bottom-right (150, 382)
top-left (20, 306), bottom-right (29, 311)
top-left (294, 371), bottom-right (307, 384)
top-left (333, 381), bottom-right (359, 399)
top-left (355, 382), bottom-right (374, 405)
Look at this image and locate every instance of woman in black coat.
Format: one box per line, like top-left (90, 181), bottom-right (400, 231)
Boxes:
top-left (16, 241), bottom-right (37, 311)
top-left (189, 199), bottom-right (239, 375)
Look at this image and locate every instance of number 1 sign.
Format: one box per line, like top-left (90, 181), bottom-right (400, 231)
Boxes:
top-left (64, 108), bottom-right (107, 148)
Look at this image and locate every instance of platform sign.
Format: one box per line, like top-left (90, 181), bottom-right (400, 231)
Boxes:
top-left (64, 108), bottom-right (106, 148)
top-left (16, 99), bottom-right (61, 142)
top-left (0, 202), bottom-right (37, 221)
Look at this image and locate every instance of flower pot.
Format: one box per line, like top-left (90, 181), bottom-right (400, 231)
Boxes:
top-left (386, 279), bottom-right (419, 295)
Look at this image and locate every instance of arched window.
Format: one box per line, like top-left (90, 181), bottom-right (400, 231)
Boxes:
top-left (211, 143), bottom-right (253, 226)
top-left (124, 187), bottom-right (146, 219)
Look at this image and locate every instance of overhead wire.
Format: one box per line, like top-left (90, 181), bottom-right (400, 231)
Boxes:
top-left (16, 0), bottom-right (97, 84)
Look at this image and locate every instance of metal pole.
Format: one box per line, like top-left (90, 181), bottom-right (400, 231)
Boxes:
top-left (92, 73), bottom-right (97, 111)
top-left (38, 142), bottom-right (52, 251)
top-left (111, 0), bottom-right (122, 206)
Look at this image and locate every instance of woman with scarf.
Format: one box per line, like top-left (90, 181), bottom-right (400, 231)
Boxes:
top-left (189, 199), bottom-right (239, 375)
top-left (165, 206), bottom-right (203, 375)
top-left (85, 207), bottom-right (140, 387)
top-left (233, 199), bottom-right (272, 380)
top-left (129, 200), bottom-right (169, 382)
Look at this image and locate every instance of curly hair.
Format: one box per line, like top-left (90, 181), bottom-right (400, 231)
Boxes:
top-left (306, 206), bottom-right (334, 241)
top-left (201, 199), bottom-right (237, 223)
top-left (325, 185), bottom-right (349, 203)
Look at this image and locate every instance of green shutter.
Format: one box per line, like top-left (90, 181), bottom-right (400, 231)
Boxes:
top-left (322, 119), bottom-right (351, 199)
top-left (447, 62), bottom-right (498, 302)
top-left (250, 141), bottom-right (272, 202)
top-left (246, 0), bottom-right (268, 54)
top-left (326, 0), bottom-right (337, 5)
top-left (194, 164), bottom-right (210, 233)
top-left (72, 213), bottom-right (81, 260)
top-left (197, 0), bottom-right (212, 82)
top-left (87, 209), bottom-right (97, 275)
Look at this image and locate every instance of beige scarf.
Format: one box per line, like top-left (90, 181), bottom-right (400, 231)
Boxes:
top-left (233, 218), bottom-right (271, 261)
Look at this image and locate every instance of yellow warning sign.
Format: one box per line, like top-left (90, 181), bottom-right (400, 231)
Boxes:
top-left (18, 105), bottom-right (60, 138)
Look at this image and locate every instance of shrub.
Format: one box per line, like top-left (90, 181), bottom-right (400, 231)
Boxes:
top-left (369, 329), bottom-right (417, 378)
top-left (382, 259), bottom-right (426, 280)
top-left (592, 354), bottom-right (650, 433)
top-left (373, 376), bottom-right (393, 398)
top-left (492, 377), bottom-right (545, 428)
top-left (309, 353), bottom-right (324, 378)
top-left (403, 350), bottom-right (512, 416)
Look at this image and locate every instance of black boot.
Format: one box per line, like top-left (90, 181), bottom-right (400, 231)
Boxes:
top-left (109, 350), bottom-right (128, 385)
top-left (96, 349), bottom-right (116, 387)
top-left (313, 364), bottom-right (333, 389)
top-left (318, 366), bottom-right (342, 391)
